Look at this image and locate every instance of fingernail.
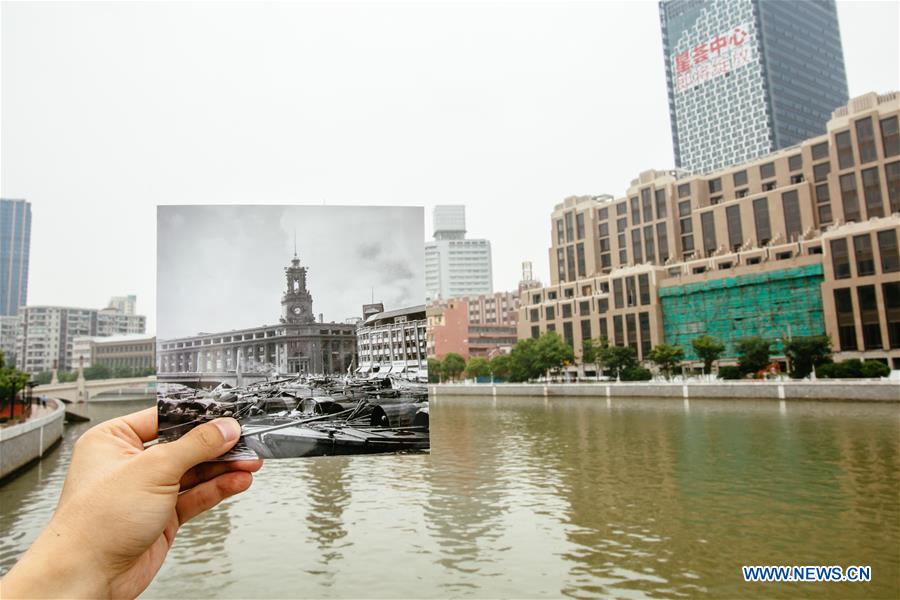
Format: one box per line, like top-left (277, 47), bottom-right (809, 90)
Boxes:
top-left (213, 418), bottom-right (241, 442)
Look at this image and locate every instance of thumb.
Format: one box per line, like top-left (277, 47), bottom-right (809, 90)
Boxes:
top-left (149, 418), bottom-right (242, 479)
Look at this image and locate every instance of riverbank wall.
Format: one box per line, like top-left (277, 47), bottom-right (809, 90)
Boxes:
top-left (0, 399), bottom-right (66, 481)
top-left (429, 380), bottom-right (900, 402)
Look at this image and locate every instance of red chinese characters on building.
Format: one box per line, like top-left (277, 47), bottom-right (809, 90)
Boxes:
top-left (673, 24), bottom-right (752, 93)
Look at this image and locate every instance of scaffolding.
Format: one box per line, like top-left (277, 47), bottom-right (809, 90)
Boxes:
top-left (659, 264), bottom-right (826, 360)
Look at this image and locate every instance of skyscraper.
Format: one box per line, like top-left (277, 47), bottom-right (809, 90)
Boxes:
top-left (1, 198), bottom-right (32, 316)
top-left (425, 205), bottom-right (493, 302)
top-left (660, 0), bottom-right (849, 174)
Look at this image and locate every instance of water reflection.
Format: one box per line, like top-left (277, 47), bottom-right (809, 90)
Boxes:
top-left (1, 397), bottom-right (898, 599)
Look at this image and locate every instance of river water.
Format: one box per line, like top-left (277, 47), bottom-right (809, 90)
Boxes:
top-left (1, 396), bottom-right (898, 598)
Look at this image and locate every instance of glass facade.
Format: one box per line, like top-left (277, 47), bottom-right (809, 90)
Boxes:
top-left (0, 199), bottom-right (31, 316)
top-left (660, 0), bottom-right (848, 174)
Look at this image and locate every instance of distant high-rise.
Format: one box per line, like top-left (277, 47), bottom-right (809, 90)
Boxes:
top-left (1, 198), bottom-right (32, 316)
top-left (425, 205), bottom-right (493, 302)
top-left (107, 294), bottom-right (137, 315)
top-left (660, 0), bottom-right (849, 174)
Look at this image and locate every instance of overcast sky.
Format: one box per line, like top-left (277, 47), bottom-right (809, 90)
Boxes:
top-left (2, 1), bottom-right (898, 335)
top-left (157, 205), bottom-right (422, 339)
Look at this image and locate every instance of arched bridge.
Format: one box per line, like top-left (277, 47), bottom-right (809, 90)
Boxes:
top-left (37, 377), bottom-right (157, 403)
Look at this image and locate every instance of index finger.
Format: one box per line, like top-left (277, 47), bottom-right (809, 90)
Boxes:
top-left (118, 407), bottom-right (159, 443)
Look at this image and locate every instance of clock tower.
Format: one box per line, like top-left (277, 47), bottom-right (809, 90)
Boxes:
top-left (281, 251), bottom-right (315, 325)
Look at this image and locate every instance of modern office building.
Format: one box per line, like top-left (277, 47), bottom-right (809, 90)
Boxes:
top-left (157, 253), bottom-right (357, 375)
top-left (520, 92), bottom-right (900, 371)
top-left (107, 295), bottom-right (137, 315)
top-left (356, 304), bottom-right (427, 377)
top-left (425, 205), bottom-right (493, 301)
top-left (1, 198), bottom-right (31, 316)
top-left (659, 0), bottom-right (849, 174)
top-left (72, 334), bottom-right (156, 371)
top-left (15, 302), bottom-right (147, 373)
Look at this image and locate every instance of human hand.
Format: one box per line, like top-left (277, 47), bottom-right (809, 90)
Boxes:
top-left (1, 407), bottom-right (262, 599)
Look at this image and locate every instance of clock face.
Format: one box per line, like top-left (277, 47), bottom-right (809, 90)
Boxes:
top-left (293, 306), bottom-right (302, 315)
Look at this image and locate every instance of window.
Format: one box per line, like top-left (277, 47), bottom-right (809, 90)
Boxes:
top-left (881, 116), bottom-right (899, 158)
top-left (580, 319), bottom-right (591, 342)
top-left (708, 178), bottom-right (722, 193)
top-left (853, 234), bottom-right (875, 276)
top-left (858, 286), bottom-right (882, 350)
top-left (598, 298), bottom-right (609, 314)
top-left (878, 229), bottom-right (900, 273)
top-left (547, 324), bottom-right (556, 332)
top-left (883, 282), bottom-right (900, 348)
top-left (618, 233), bottom-right (626, 248)
top-left (564, 287), bottom-right (575, 298)
top-left (613, 315), bottom-right (624, 346)
top-left (788, 155), bottom-right (803, 171)
top-left (855, 117), bottom-right (877, 164)
top-left (836, 130), bottom-right (854, 169)
top-left (887, 161), bottom-right (900, 213)
top-left (625, 314), bottom-right (637, 350)
top-left (657, 222), bottom-right (670, 263)
top-left (548, 291), bottom-right (557, 300)
top-left (545, 306), bottom-right (555, 320)
top-left (638, 274), bottom-right (650, 306)
top-left (655, 189), bottom-right (667, 219)
top-left (762, 181), bottom-right (776, 192)
top-left (532, 293), bottom-right (541, 304)
top-left (644, 225), bottom-right (656, 263)
top-left (575, 242), bottom-right (587, 277)
top-left (840, 173), bottom-right (861, 222)
top-left (726, 205), bottom-right (743, 250)
top-left (700, 212), bottom-right (716, 254)
top-left (619, 249), bottom-right (627, 264)
top-left (753, 198), bottom-right (771, 245)
top-left (639, 312), bottom-right (651, 359)
top-left (861, 167), bottom-right (884, 218)
top-left (556, 248), bottom-right (566, 281)
top-left (759, 162), bottom-right (775, 180)
top-left (600, 238), bottom-right (610, 252)
top-left (678, 183), bottom-right (691, 198)
top-left (599, 317), bottom-right (608, 340)
top-left (736, 188), bottom-right (749, 198)
top-left (617, 217), bottom-right (627, 233)
top-left (834, 288), bottom-right (857, 351)
top-left (530, 308), bottom-right (539, 322)
top-left (563, 321), bottom-right (574, 347)
top-left (599, 207), bottom-right (609, 221)
top-left (678, 200), bottom-right (691, 217)
top-left (641, 188), bottom-right (653, 222)
top-left (815, 183), bottom-right (832, 224)
top-left (782, 190), bottom-right (802, 241)
top-left (613, 279), bottom-right (623, 309)
top-left (830, 238), bottom-right (851, 279)
top-left (562, 303), bottom-right (572, 318)
top-left (579, 300), bottom-right (590, 316)
top-left (733, 170), bottom-right (747, 187)
top-left (564, 212), bottom-right (573, 241)
top-left (790, 174), bottom-right (805, 185)
top-left (811, 141), bottom-right (829, 161)
top-left (576, 212), bottom-right (585, 239)
top-left (813, 162), bottom-right (831, 182)
top-left (616, 202), bottom-right (627, 216)
top-left (710, 195), bottom-right (722, 205)
top-left (625, 276), bottom-right (637, 307)
top-left (531, 326), bottom-right (540, 339)
top-left (680, 217), bottom-right (693, 234)
top-left (630, 196), bottom-right (640, 224)
top-left (682, 234), bottom-right (695, 252)
top-left (566, 246), bottom-right (576, 280)
top-left (631, 229), bottom-right (643, 263)
top-left (555, 219), bottom-right (564, 244)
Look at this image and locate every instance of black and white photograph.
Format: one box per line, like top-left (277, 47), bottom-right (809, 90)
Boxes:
top-left (155, 205), bottom-right (429, 460)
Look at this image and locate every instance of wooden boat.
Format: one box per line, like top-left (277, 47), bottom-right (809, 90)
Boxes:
top-left (241, 423), bottom-right (429, 458)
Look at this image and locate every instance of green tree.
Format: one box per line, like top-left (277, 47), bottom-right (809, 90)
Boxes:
top-left (535, 331), bottom-right (575, 377)
top-left (691, 335), bottom-right (725, 374)
top-left (441, 353), bottom-right (466, 381)
top-left (33, 371), bottom-right (52, 385)
top-left (0, 351), bottom-right (30, 405)
top-left (509, 338), bottom-right (542, 382)
top-left (465, 356), bottom-right (491, 379)
top-left (621, 366), bottom-right (652, 381)
top-left (84, 364), bottom-right (114, 380)
top-left (602, 345), bottom-right (639, 377)
top-left (648, 343), bottom-right (684, 379)
top-left (783, 335), bottom-right (832, 379)
top-left (427, 358), bottom-right (442, 383)
top-left (735, 337), bottom-right (773, 375)
top-left (489, 354), bottom-right (512, 380)
top-left (582, 337), bottom-right (609, 378)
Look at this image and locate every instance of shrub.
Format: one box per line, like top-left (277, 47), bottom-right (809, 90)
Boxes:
top-left (621, 366), bottom-right (652, 381)
top-left (861, 360), bottom-right (890, 378)
top-left (718, 365), bottom-right (743, 380)
top-left (816, 359), bottom-right (888, 379)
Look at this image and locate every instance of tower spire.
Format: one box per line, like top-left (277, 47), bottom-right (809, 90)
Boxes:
top-left (293, 230), bottom-right (297, 258)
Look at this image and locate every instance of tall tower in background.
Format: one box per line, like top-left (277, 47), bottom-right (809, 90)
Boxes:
top-left (280, 252), bottom-right (315, 325)
top-left (425, 205), bottom-right (493, 302)
top-left (660, 0), bottom-right (849, 174)
top-left (0, 198), bottom-right (31, 316)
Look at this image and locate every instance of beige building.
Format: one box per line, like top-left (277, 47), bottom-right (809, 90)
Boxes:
top-left (520, 91), bottom-right (900, 371)
top-left (73, 334), bottom-right (156, 371)
top-left (356, 305), bottom-right (427, 377)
